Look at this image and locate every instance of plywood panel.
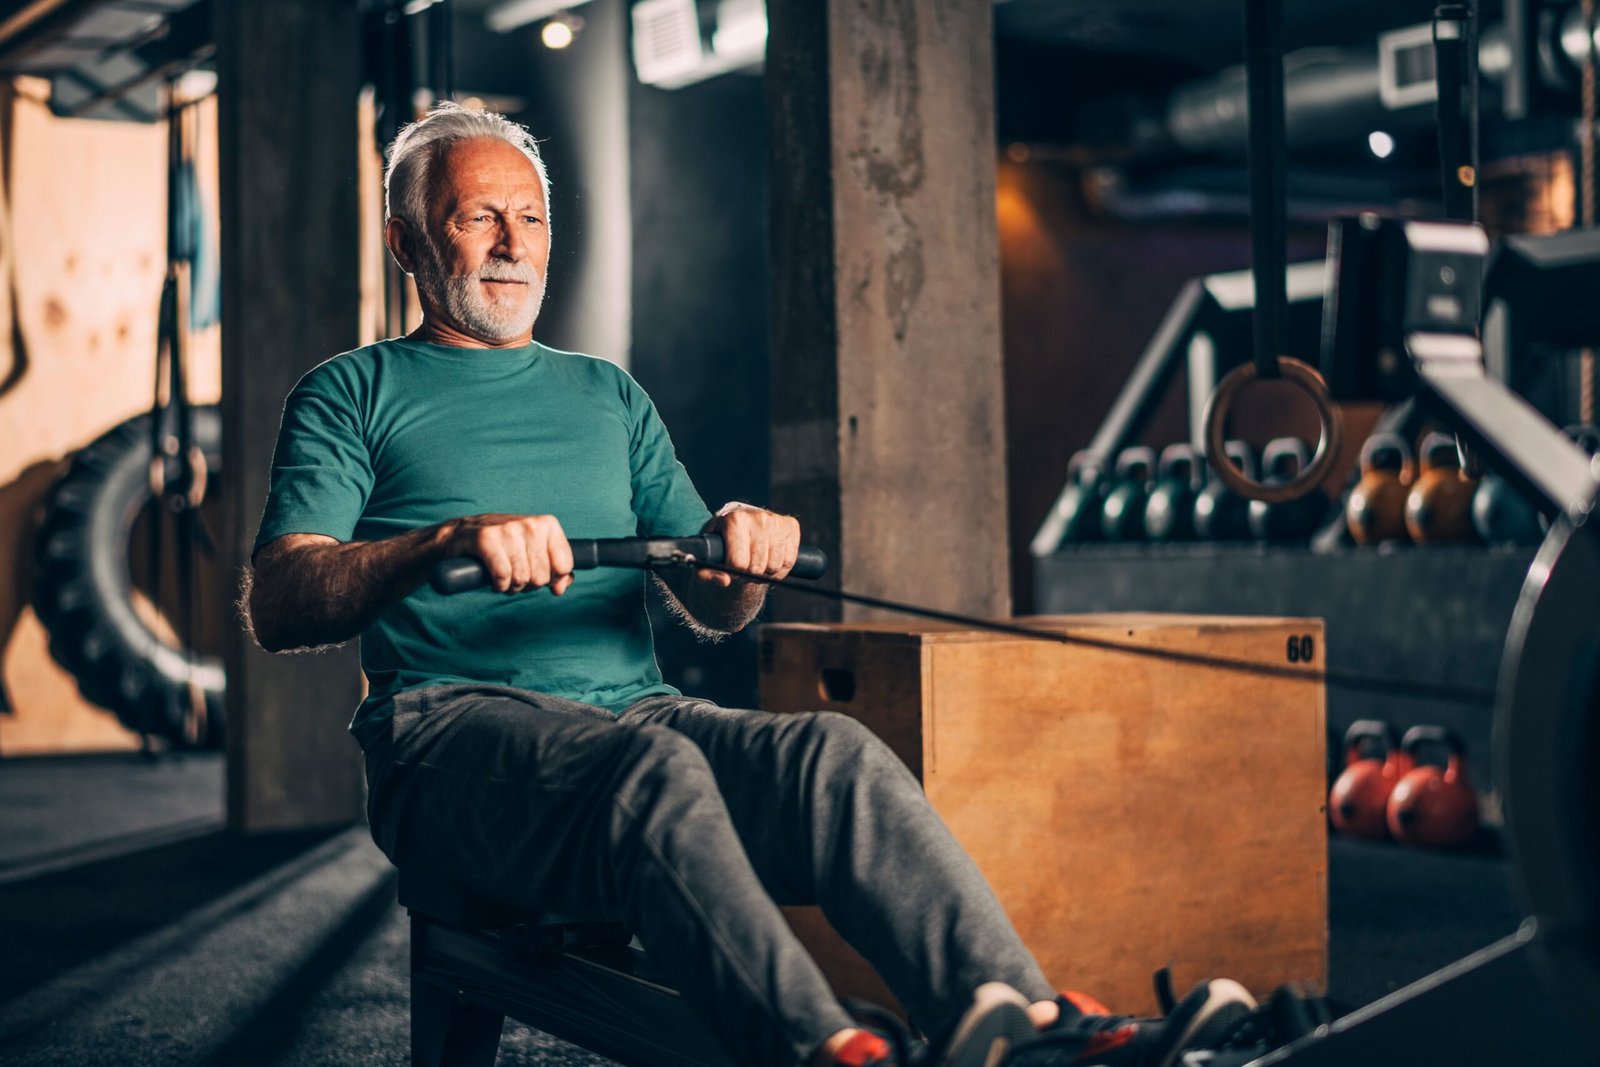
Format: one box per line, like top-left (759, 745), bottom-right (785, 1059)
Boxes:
top-left (0, 81), bottom-right (222, 755)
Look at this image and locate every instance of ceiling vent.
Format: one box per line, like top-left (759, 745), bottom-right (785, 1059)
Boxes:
top-left (631, 0), bottom-right (765, 90)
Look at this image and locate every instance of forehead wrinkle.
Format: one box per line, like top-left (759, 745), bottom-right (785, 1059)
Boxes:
top-left (454, 194), bottom-right (543, 214)
top-left (430, 140), bottom-right (545, 223)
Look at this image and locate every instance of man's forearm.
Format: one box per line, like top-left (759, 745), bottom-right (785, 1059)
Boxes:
top-left (246, 526), bottom-right (446, 653)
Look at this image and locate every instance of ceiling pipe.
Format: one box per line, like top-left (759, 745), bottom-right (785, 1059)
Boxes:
top-left (1159, 4), bottom-right (1599, 155)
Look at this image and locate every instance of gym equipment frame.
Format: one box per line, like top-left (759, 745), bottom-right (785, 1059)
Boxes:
top-left (1234, 218), bottom-right (1599, 1065)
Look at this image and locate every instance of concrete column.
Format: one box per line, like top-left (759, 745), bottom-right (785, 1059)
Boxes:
top-left (218, 0), bottom-right (365, 830)
top-left (767, 0), bottom-right (1010, 621)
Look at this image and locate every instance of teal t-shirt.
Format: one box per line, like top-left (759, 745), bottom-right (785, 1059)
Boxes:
top-left (252, 338), bottom-right (713, 748)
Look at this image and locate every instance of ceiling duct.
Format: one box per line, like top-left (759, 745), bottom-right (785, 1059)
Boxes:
top-left (1160, 3), bottom-right (1600, 155)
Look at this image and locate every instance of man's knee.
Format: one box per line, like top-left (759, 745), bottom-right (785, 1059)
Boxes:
top-left (804, 711), bottom-right (907, 777)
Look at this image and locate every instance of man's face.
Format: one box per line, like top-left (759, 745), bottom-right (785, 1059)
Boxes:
top-left (411, 137), bottom-right (551, 345)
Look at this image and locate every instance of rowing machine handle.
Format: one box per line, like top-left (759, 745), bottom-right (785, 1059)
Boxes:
top-left (430, 534), bottom-right (829, 595)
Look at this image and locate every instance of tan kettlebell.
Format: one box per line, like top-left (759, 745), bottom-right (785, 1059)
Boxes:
top-left (1404, 433), bottom-right (1478, 544)
top-left (1346, 433), bottom-right (1414, 545)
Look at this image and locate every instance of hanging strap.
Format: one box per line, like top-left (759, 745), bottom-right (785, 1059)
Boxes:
top-left (1245, 0), bottom-right (1287, 379)
top-left (429, 0), bottom-right (454, 102)
top-left (1433, 4), bottom-right (1474, 220)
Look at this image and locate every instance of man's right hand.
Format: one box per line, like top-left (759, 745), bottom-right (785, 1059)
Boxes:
top-left (436, 513), bottom-right (575, 595)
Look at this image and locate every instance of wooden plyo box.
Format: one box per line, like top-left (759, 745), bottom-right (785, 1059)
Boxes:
top-left (759, 614), bottom-right (1328, 1016)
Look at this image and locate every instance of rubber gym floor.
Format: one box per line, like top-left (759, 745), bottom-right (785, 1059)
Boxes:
top-left (0, 751), bottom-right (1524, 1066)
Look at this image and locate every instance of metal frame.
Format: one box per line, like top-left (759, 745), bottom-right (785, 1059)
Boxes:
top-left (409, 912), bottom-right (735, 1067)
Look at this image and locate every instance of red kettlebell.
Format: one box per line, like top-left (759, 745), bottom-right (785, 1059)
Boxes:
top-left (1328, 720), bottom-right (1411, 840)
top-left (1387, 726), bottom-right (1480, 848)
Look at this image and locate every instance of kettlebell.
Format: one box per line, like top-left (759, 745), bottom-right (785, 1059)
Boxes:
top-left (1248, 438), bottom-right (1328, 542)
top-left (1328, 719), bottom-right (1411, 841)
top-left (1053, 451), bottom-right (1109, 544)
top-left (1564, 423), bottom-right (1600, 457)
top-left (1404, 433), bottom-right (1478, 543)
top-left (1144, 444), bottom-right (1202, 542)
top-left (1387, 726), bottom-right (1480, 849)
top-left (1537, 425), bottom-right (1600, 535)
top-left (1471, 473), bottom-right (1542, 545)
top-left (1194, 440), bottom-right (1256, 542)
top-left (1344, 433), bottom-right (1413, 545)
top-left (1101, 446), bottom-right (1157, 542)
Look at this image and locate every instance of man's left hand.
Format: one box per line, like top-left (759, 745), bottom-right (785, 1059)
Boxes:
top-left (698, 503), bottom-right (801, 587)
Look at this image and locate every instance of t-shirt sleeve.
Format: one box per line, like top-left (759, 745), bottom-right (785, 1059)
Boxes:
top-left (252, 366), bottom-right (375, 559)
top-left (622, 373), bottom-right (712, 537)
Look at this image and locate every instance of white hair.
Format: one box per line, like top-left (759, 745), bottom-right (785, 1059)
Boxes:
top-left (383, 100), bottom-right (551, 231)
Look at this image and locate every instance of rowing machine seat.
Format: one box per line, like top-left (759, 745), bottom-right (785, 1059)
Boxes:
top-left (399, 863), bottom-right (731, 1067)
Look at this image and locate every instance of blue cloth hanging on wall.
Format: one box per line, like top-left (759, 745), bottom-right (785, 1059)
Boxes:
top-left (172, 158), bottom-right (220, 330)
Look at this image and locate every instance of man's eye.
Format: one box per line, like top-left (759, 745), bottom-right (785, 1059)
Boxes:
top-left (525, 217), bottom-right (543, 226)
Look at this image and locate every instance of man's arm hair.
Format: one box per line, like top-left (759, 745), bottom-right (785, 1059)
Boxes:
top-left (243, 527), bottom-right (446, 653)
top-left (655, 568), bottom-right (769, 640)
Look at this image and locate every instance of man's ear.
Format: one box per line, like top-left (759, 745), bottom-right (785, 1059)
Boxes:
top-left (385, 217), bottom-right (417, 275)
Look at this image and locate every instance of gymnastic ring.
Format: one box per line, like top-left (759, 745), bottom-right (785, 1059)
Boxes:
top-left (1202, 357), bottom-right (1343, 505)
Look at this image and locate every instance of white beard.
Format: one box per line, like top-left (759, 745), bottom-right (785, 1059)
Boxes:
top-left (414, 242), bottom-right (545, 344)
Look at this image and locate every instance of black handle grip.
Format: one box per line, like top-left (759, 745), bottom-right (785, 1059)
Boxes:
top-left (429, 534), bottom-right (829, 595)
top-left (1400, 724), bottom-right (1465, 756)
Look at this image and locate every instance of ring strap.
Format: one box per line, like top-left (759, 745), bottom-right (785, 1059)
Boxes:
top-left (1245, 0), bottom-right (1287, 380)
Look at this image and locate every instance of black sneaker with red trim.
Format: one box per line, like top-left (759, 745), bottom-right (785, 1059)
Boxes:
top-left (829, 1030), bottom-right (901, 1067)
top-left (1007, 978), bottom-right (1259, 1067)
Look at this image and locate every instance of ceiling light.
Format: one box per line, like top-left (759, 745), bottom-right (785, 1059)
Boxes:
top-left (542, 16), bottom-right (576, 49)
top-left (1368, 130), bottom-right (1396, 159)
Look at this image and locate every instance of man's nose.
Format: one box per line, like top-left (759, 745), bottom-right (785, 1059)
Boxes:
top-left (493, 219), bottom-right (526, 260)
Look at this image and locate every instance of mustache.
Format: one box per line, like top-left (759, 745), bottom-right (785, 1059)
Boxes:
top-left (476, 263), bottom-right (541, 284)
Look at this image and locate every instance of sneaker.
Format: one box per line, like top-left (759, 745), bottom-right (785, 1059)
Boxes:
top-left (828, 1030), bottom-right (902, 1067)
top-left (1008, 978), bottom-right (1258, 1067)
top-left (830, 984), bottom-right (1036, 1067)
top-left (937, 983), bottom-right (1040, 1067)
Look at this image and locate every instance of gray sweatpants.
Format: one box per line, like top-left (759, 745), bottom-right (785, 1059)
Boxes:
top-left (362, 683), bottom-right (1054, 1067)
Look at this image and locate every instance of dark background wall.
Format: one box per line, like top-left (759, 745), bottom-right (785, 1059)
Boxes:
top-left (461, 0), bottom-right (632, 361)
top-left (628, 71), bottom-right (770, 707)
top-left (997, 159), bottom-right (1338, 609)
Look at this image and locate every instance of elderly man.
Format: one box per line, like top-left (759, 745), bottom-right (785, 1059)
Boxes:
top-left (244, 102), bottom-right (1253, 1067)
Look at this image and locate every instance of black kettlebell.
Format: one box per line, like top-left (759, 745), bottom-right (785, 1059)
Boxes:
top-left (1249, 438), bottom-right (1328, 542)
top-left (1194, 440), bottom-right (1256, 542)
top-left (1100, 446), bottom-right (1157, 542)
top-left (1538, 425), bottom-right (1600, 535)
top-left (1052, 451), bottom-right (1109, 544)
top-left (1144, 444), bottom-right (1202, 541)
top-left (1564, 424), bottom-right (1600, 457)
top-left (1472, 472), bottom-right (1542, 545)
